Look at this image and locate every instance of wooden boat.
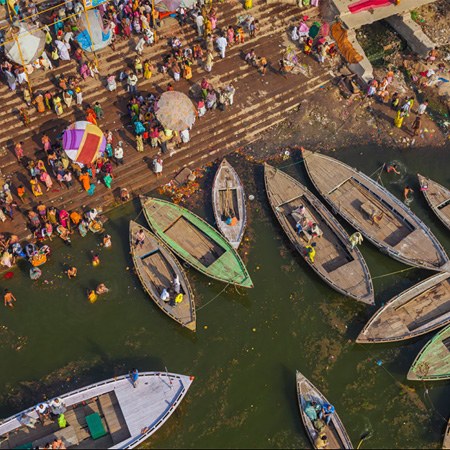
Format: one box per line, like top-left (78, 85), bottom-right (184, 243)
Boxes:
top-left (302, 149), bottom-right (450, 272)
top-left (407, 324), bottom-right (450, 381)
top-left (444, 420), bottom-right (450, 449)
top-left (264, 164), bottom-right (374, 304)
top-left (0, 371), bottom-right (193, 449)
top-left (129, 221), bottom-right (196, 332)
top-left (296, 371), bottom-right (353, 449)
top-left (212, 159), bottom-right (247, 249)
top-left (357, 273), bottom-right (450, 344)
top-left (418, 174), bottom-right (450, 231)
top-left (140, 196), bottom-right (253, 288)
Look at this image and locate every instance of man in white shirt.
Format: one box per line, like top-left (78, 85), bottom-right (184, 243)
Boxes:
top-left (35, 402), bottom-right (50, 423)
top-left (114, 142), bottom-right (124, 165)
top-left (127, 72), bottom-right (138, 95)
top-left (216, 35), bottom-right (227, 59)
top-left (195, 14), bottom-right (204, 36)
top-left (49, 397), bottom-right (67, 416)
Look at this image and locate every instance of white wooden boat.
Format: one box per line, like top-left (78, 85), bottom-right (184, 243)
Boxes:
top-left (418, 174), bottom-right (450, 231)
top-left (444, 419), bottom-right (450, 449)
top-left (212, 159), bottom-right (247, 249)
top-left (296, 371), bottom-right (353, 449)
top-left (0, 371), bottom-right (193, 449)
top-left (265, 163), bottom-right (374, 304)
top-left (302, 149), bottom-right (450, 272)
top-left (130, 221), bottom-right (196, 332)
top-left (357, 273), bottom-right (450, 344)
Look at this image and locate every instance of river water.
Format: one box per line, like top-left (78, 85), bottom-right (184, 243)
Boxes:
top-left (0, 145), bottom-right (449, 449)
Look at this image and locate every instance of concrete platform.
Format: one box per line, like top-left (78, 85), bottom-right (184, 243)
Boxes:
top-left (330, 0), bottom-right (436, 29)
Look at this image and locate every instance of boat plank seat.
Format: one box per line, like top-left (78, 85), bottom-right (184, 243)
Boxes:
top-left (142, 252), bottom-right (173, 292)
top-left (218, 188), bottom-right (239, 220)
top-left (164, 217), bottom-right (225, 267)
top-left (64, 407), bottom-right (91, 442)
top-left (32, 425), bottom-right (79, 449)
top-left (360, 201), bottom-right (382, 219)
top-left (3, 421), bottom-right (61, 449)
top-left (85, 413), bottom-right (107, 440)
top-left (71, 433), bottom-right (114, 449)
top-left (443, 337), bottom-right (450, 352)
top-left (407, 301), bottom-right (450, 331)
top-left (98, 393), bottom-right (131, 444)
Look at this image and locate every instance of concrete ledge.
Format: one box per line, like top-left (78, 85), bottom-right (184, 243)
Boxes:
top-left (386, 13), bottom-right (435, 58)
top-left (347, 28), bottom-right (373, 83)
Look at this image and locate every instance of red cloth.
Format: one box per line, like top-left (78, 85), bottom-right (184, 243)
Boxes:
top-left (78, 133), bottom-right (100, 165)
top-left (348, 0), bottom-right (393, 13)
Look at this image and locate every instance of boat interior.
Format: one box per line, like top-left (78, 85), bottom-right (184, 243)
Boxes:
top-left (0, 392), bottom-right (130, 450)
top-left (328, 177), bottom-right (413, 246)
top-left (278, 194), bottom-right (354, 273)
top-left (218, 188), bottom-right (239, 221)
top-left (164, 217), bottom-right (225, 267)
top-left (394, 280), bottom-right (450, 332)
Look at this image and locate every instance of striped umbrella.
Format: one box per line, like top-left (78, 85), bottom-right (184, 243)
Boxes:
top-left (62, 121), bottom-right (106, 165)
top-left (155, 91), bottom-right (196, 132)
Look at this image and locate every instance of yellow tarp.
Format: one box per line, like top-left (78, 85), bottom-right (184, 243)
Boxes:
top-left (331, 22), bottom-right (363, 64)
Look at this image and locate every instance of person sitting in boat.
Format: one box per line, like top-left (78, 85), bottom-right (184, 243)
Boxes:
top-left (371, 211), bottom-right (384, 225)
top-left (225, 216), bottom-right (238, 226)
top-left (49, 397), bottom-right (66, 416)
top-left (160, 288), bottom-right (170, 303)
top-left (320, 402), bottom-right (335, 425)
top-left (175, 293), bottom-right (184, 305)
top-left (35, 402), bottom-right (50, 423)
top-left (309, 223), bottom-right (322, 240)
top-left (304, 243), bottom-right (316, 264)
top-left (173, 275), bottom-right (181, 294)
top-left (292, 205), bottom-right (306, 217)
top-left (19, 412), bottom-right (38, 429)
top-left (314, 433), bottom-right (329, 449)
top-left (95, 283), bottom-right (109, 295)
top-left (135, 228), bottom-right (145, 248)
top-left (304, 400), bottom-right (321, 421)
top-left (296, 220), bottom-right (303, 235)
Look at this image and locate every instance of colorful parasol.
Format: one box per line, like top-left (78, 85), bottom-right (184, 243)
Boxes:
top-left (62, 121), bottom-right (106, 165)
top-left (155, 91), bottom-right (196, 132)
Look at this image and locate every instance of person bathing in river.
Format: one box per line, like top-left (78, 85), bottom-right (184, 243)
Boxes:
top-left (102, 234), bottom-right (112, 248)
top-left (92, 254), bottom-right (100, 266)
top-left (95, 283), bottom-right (109, 295)
top-left (66, 266), bottom-right (77, 279)
top-left (386, 163), bottom-right (400, 175)
top-left (404, 185), bottom-right (414, 201)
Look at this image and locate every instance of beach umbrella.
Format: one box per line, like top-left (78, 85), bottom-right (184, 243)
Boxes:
top-left (4, 22), bottom-right (46, 65)
top-left (155, 91), bottom-right (196, 131)
top-left (62, 121), bottom-right (106, 165)
top-left (155, 0), bottom-right (196, 12)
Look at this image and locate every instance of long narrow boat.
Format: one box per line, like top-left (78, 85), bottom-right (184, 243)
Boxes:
top-left (302, 149), bottom-right (450, 272)
top-left (296, 371), bottom-right (353, 449)
top-left (212, 158), bottom-right (247, 249)
top-left (357, 273), bottom-right (450, 344)
top-left (265, 164), bottom-right (374, 304)
top-left (0, 371), bottom-right (193, 449)
top-left (129, 221), bottom-right (196, 332)
top-left (140, 196), bottom-right (253, 288)
top-left (407, 324), bottom-right (450, 381)
top-left (418, 174), bottom-right (450, 231)
top-left (444, 420), bottom-right (450, 449)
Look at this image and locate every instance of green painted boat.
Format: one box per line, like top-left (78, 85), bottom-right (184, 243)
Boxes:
top-left (408, 324), bottom-right (450, 381)
top-left (140, 196), bottom-right (253, 288)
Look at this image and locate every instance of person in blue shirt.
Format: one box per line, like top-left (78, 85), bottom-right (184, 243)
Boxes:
top-left (320, 403), bottom-right (335, 425)
top-left (130, 368), bottom-right (139, 388)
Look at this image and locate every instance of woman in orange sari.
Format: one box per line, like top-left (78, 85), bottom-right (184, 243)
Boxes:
top-left (79, 172), bottom-right (90, 191)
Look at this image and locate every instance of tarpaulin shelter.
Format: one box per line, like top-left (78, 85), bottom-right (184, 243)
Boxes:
top-left (76, 9), bottom-right (111, 52)
top-left (155, 0), bottom-right (196, 12)
top-left (4, 22), bottom-right (46, 65)
top-left (331, 22), bottom-right (363, 64)
top-left (155, 91), bottom-right (196, 131)
top-left (63, 121), bottom-right (106, 165)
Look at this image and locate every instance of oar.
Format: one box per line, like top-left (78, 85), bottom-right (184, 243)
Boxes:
top-left (356, 430), bottom-right (372, 449)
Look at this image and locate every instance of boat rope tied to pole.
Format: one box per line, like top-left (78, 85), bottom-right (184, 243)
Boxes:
top-left (371, 266), bottom-right (415, 280)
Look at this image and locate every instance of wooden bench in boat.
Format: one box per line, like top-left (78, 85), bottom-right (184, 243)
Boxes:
top-left (98, 392), bottom-right (131, 445)
top-left (32, 425), bottom-right (79, 449)
top-left (360, 202), bottom-right (382, 221)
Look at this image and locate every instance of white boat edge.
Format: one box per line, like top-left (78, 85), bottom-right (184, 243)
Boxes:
top-left (0, 371), bottom-right (194, 449)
